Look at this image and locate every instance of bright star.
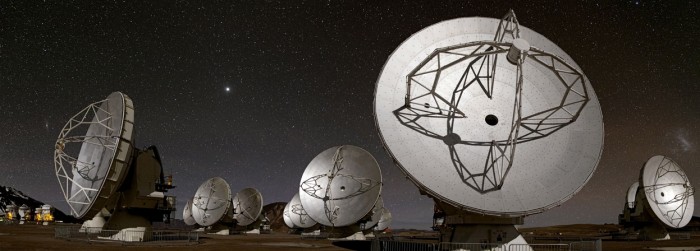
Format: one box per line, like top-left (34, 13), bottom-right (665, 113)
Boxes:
top-left (225, 87), bottom-right (230, 92)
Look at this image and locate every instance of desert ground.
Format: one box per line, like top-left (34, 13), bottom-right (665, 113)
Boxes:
top-left (0, 223), bottom-right (350, 251)
top-left (3, 223), bottom-right (700, 250)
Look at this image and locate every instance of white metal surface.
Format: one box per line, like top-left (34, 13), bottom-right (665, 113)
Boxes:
top-left (626, 182), bottom-right (639, 209)
top-left (288, 193), bottom-right (316, 228)
top-left (299, 145), bottom-right (382, 227)
top-left (373, 15), bottom-right (603, 216)
top-left (283, 202), bottom-right (297, 228)
top-left (191, 177), bottom-right (232, 226)
top-left (232, 188), bottom-right (263, 226)
top-left (641, 155), bottom-right (694, 228)
top-left (54, 92), bottom-right (135, 219)
top-left (183, 198), bottom-right (196, 226)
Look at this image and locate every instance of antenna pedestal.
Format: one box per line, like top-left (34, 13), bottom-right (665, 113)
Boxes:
top-left (436, 201), bottom-right (529, 248)
top-left (245, 228), bottom-right (261, 234)
top-left (80, 212), bottom-right (107, 233)
top-left (102, 210), bottom-right (152, 241)
top-left (619, 198), bottom-right (672, 240)
top-left (235, 218), bottom-right (262, 234)
top-left (207, 223), bottom-right (233, 235)
top-left (640, 226), bottom-right (670, 240)
top-left (325, 225), bottom-right (366, 240)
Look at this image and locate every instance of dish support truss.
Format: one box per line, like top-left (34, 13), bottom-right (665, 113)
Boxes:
top-left (300, 146), bottom-right (381, 226)
top-left (644, 156), bottom-right (695, 228)
top-left (393, 11), bottom-right (590, 193)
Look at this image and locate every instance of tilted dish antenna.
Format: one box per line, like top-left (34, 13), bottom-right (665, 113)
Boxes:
top-left (5, 205), bottom-right (16, 221)
top-left (363, 197), bottom-right (385, 230)
top-left (183, 198), bottom-right (196, 226)
top-left (54, 92), bottom-right (177, 240)
top-left (375, 207), bottom-right (392, 231)
top-left (191, 177), bottom-right (233, 226)
top-left (18, 204), bottom-right (29, 219)
top-left (283, 202), bottom-right (297, 229)
top-left (54, 92), bottom-right (134, 219)
top-left (299, 145), bottom-right (382, 227)
top-left (373, 9), bottom-right (603, 244)
top-left (641, 155), bottom-right (694, 228)
top-left (288, 192), bottom-right (316, 228)
top-left (627, 182), bottom-right (640, 209)
top-left (232, 188), bottom-right (263, 226)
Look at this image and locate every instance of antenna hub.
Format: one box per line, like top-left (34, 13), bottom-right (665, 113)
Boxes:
top-left (507, 38), bottom-right (530, 64)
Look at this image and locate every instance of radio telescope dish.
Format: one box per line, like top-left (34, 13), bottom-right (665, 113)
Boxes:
top-left (375, 207), bottom-right (392, 231)
top-left (283, 202), bottom-right (297, 229)
top-left (183, 198), bottom-right (196, 226)
top-left (288, 193), bottom-right (316, 228)
top-left (18, 204), bottom-right (29, 218)
top-left (641, 155), bottom-right (694, 228)
top-left (627, 182), bottom-right (639, 209)
top-left (232, 188), bottom-right (263, 226)
top-left (373, 10), bottom-right (603, 216)
top-left (299, 145), bottom-right (382, 227)
top-left (363, 197), bottom-right (385, 229)
top-left (192, 177), bottom-right (232, 227)
top-left (54, 91), bottom-right (177, 241)
top-left (54, 92), bottom-right (134, 219)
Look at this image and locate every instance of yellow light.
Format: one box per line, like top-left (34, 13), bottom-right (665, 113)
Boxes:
top-left (7, 212), bottom-right (13, 220)
top-left (44, 213), bottom-right (54, 222)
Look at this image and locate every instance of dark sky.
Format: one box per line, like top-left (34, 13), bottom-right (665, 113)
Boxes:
top-left (1, 1), bottom-right (698, 229)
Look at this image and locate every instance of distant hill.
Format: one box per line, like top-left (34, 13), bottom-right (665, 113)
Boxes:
top-left (262, 202), bottom-right (289, 233)
top-left (0, 185), bottom-right (78, 223)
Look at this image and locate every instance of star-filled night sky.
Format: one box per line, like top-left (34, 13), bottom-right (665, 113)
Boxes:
top-left (1, 1), bottom-right (698, 229)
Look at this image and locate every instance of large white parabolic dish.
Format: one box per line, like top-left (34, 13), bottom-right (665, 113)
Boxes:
top-left (299, 145), bottom-right (382, 227)
top-left (373, 16), bottom-right (603, 216)
top-left (232, 188), bottom-right (263, 226)
top-left (641, 155), bottom-right (694, 228)
top-left (54, 92), bottom-right (134, 219)
top-left (192, 177), bottom-right (232, 226)
top-left (288, 193), bottom-right (316, 228)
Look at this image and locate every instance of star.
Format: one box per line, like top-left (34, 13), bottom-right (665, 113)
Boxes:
top-left (225, 87), bottom-right (231, 92)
